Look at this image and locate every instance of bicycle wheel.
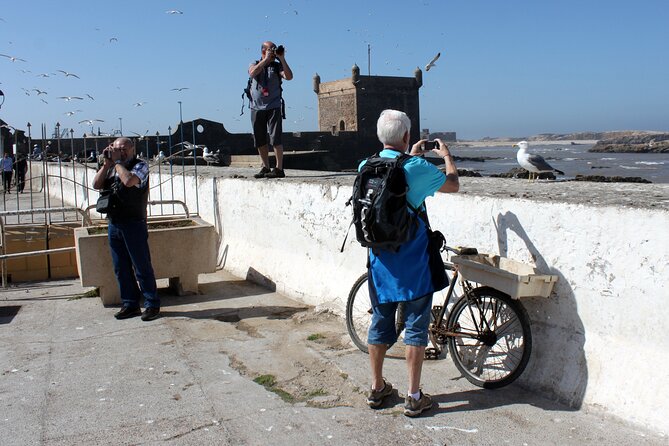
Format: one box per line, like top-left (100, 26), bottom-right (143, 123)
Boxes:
top-left (447, 286), bottom-right (532, 388)
top-left (345, 273), bottom-right (406, 354)
top-left (346, 273), bottom-right (372, 353)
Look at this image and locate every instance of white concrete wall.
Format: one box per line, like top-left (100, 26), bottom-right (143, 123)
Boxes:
top-left (46, 163), bottom-right (669, 433)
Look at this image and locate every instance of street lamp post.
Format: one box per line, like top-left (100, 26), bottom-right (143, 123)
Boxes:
top-left (119, 117), bottom-right (123, 136)
top-left (167, 125), bottom-right (174, 213)
top-left (83, 133), bottom-right (89, 202)
top-left (155, 131), bottom-right (163, 214)
top-left (27, 122), bottom-right (33, 222)
top-left (177, 101), bottom-right (185, 207)
top-left (70, 128), bottom-right (77, 209)
top-left (55, 122), bottom-right (65, 219)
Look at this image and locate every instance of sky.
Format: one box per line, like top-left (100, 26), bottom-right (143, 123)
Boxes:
top-left (1, 0), bottom-right (668, 140)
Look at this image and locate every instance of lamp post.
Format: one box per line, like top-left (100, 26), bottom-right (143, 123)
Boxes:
top-left (83, 133), bottom-right (89, 202)
top-left (55, 122), bottom-right (65, 219)
top-left (26, 122), bottom-right (32, 155)
top-left (167, 125), bottom-right (174, 213)
top-left (119, 117), bottom-right (123, 136)
top-left (156, 131), bottom-right (163, 214)
top-left (70, 128), bottom-right (77, 209)
top-left (177, 101), bottom-right (185, 207)
top-left (27, 122), bottom-right (33, 221)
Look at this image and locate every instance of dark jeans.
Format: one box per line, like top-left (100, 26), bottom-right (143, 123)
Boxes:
top-left (2, 171), bottom-right (12, 192)
top-left (108, 219), bottom-right (159, 309)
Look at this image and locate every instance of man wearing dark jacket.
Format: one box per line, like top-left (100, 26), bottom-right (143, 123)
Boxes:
top-left (92, 138), bottom-right (159, 321)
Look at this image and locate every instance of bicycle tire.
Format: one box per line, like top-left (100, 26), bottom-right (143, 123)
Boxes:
top-left (346, 273), bottom-right (372, 353)
top-left (345, 273), bottom-right (408, 354)
top-left (447, 286), bottom-right (532, 389)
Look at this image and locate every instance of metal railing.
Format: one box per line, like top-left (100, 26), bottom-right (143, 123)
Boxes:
top-left (0, 207), bottom-right (92, 287)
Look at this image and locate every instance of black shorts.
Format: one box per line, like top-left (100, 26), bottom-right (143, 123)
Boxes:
top-left (251, 108), bottom-right (283, 147)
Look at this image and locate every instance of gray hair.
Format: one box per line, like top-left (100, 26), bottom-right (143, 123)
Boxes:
top-left (376, 109), bottom-right (411, 147)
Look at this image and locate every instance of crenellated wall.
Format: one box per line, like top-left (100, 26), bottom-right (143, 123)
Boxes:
top-left (45, 163), bottom-right (669, 433)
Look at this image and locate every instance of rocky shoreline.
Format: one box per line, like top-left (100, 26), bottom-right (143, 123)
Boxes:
top-left (589, 133), bottom-right (669, 153)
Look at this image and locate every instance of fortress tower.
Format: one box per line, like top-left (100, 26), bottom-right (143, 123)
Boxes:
top-left (313, 65), bottom-right (423, 142)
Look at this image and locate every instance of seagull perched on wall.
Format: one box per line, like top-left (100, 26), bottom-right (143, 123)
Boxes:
top-left (514, 141), bottom-right (564, 180)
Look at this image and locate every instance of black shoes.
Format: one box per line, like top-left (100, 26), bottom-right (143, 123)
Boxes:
top-left (141, 307), bottom-right (161, 321)
top-left (265, 168), bottom-right (285, 178)
top-left (114, 307), bottom-right (160, 321)
top-left (254, 167), bottom-right (285, 179)
top-left (254, 166), bottom-right (271, 178)
top-left (114, 306), bottom-right (141, 320)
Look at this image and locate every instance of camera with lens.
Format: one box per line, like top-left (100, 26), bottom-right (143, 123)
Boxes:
top-left (275, 45), bottom-right (285, 56)
top-left (103, 148), bottom-right (112, 160)
top-left (422, 140), bottom-right (438, 151)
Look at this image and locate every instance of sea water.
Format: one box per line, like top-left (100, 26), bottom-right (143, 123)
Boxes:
top-left (451, 143), bottom-right (669, 183)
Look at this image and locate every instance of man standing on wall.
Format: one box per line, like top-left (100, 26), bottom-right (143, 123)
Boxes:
top-left (92, 137), bottom-right (160, 321)
top-left (364, 110), bottom-right (459, 417)
top-left (248, 40), bottom-right (293, 179)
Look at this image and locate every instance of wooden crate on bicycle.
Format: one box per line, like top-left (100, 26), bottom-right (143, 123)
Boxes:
top-left (451, 254), bottom-right (558, 299)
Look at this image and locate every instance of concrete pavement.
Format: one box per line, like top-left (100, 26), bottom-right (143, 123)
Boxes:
top-left (1, 271), bottom-right (666, 445)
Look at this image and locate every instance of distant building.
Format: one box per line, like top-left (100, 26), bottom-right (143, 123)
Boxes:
top-left (429, 131), bottom-right (457, 142)
top-left (313, 65), bottom-right (423, 142)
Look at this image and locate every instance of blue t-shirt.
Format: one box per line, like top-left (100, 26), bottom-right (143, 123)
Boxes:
top-left (359, 149), bottom-right (446, 304)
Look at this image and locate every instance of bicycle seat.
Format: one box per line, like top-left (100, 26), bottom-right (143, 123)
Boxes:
top-left (457, 247), bottom-right (479, 256)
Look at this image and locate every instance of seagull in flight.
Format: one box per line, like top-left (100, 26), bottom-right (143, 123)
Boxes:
top-left (165, 10), bottom-right (183, 14)
top-left (57, 70), bottom-right (80, 78)
top-left (64, 110), bottom-right (83, 116)
top-left (79, 119), bottom-right (105, 125)
top-left (425, 52), bottom-right (441, 71)
top-left (86, 93), bottom-right (95, 100)
top-left (58, 96), bottom-right (84, 101)
top-left (109, 37), bottom-right (118, 43)
top-left (133, 101), bottom-right (147, 107)
top-left (171, 87), bottom-right (189, 91)
top-left (513, 141), bottom-right (565, 180)
top-left (40, 99), bottom-right (48, 104)
top-left (33, 89), bottom-right (47, 95)
top-left (0, 53), bottom-right (27, 62)
top-left (131, 130), bottom-right (149, 140)
top-left (36, 73), bottom-right (51, 78)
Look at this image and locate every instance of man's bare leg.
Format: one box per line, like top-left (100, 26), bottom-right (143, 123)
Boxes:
top-left (369, 343), bottom-right (388, 390)
top-left (273, 144), bottom-right (284, 170)
top-left (257, 144), bottom-right (270, 169)
top-left (406, 345), bottom-right (426, 395)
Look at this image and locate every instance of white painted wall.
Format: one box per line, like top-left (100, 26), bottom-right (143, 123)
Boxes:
top-left (46, 164), bottom-right (669, 433)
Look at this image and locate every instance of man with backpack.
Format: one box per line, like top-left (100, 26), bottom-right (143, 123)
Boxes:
top-left (361, 109), bottom-right (459, 417)
top-left (247, 40), bottom-right (293, 179)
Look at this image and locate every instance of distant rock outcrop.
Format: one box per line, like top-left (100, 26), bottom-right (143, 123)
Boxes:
top-left (572, 175), bottom-right (652, 184)
top-left (589, 133), bottom-right (669, 153)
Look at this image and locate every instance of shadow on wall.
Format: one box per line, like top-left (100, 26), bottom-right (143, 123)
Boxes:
top-left (495, 211), bottom-right (587, 409)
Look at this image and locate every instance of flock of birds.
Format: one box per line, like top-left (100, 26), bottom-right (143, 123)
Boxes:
top-left (1, 9), bottom-right (189, 135)
top-left (3, 8), bottom-right (565, 180)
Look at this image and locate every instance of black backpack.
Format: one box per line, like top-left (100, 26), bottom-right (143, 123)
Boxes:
top-left (342, 151), bottom-right (418, 253)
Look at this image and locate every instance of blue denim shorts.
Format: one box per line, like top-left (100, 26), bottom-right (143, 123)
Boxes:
top-left (367, 293), bottom-right (433, 347)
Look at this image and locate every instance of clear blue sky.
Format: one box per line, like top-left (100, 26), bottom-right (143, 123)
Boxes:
top-left (1, 0), bottom-right (668, 139)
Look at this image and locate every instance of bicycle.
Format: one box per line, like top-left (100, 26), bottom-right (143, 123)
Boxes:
top-left (345, 245), bottom-right (532, 389)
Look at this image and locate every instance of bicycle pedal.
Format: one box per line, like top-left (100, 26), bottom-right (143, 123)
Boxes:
top-left (424, 347), bottom-right (441, 360)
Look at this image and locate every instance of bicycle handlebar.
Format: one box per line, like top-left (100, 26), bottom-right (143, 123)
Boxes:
top-left (443, 245), bottom-right (479, 256)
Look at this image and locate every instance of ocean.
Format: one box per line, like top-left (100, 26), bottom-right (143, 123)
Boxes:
top-left (450, 143), bottom-right (669, 183)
